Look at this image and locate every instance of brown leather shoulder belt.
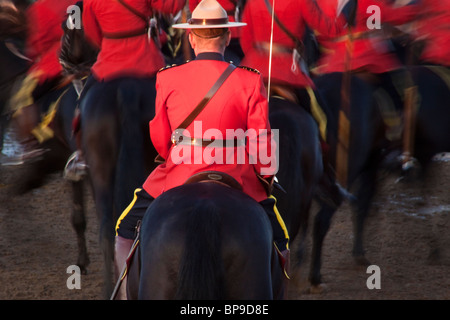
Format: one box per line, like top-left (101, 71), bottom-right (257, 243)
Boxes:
top-left (171, 63), bottom-right (237, 145)
top-left (155, 63), bottom-right (236, 163)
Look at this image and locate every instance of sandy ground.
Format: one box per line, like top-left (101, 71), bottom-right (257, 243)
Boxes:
top-left (0, 154), bottom-right (448, 301)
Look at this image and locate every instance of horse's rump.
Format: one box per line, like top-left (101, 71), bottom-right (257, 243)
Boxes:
top-left (134, 182), bottom-right (276, 300)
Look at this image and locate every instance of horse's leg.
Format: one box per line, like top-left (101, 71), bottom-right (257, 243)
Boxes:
top-left (70, 180), bottom-right (90, 274)
top-left (309, 202), bottom-right (337, 293)
top-left (83, 120), bottom-right (118, 298)
top-left (94, 184), bottom-right (116, 298)
top-left (293, 200), bottom-right (312, 267)
top-left (351, 166), bottom-right (378, 265)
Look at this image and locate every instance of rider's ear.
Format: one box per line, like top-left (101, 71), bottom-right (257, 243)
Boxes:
top-left (188, 31), bottom-right (196, 51)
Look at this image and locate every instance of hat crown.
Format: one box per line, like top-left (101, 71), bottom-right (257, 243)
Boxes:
top-left (172, 0), bottom-right (246, 29)
top-left (191, 0), bottom-right (228, 20)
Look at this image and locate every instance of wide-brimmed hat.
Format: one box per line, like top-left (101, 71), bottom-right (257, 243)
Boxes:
top-left (172, 0), bottom-right (246, 29)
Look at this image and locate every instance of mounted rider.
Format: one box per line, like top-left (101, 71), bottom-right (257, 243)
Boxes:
top-left (62, 0), bottom-right (186, 180)
top-left (7, 0), bottom-right (78, 164)
top-left (113, 0), bottom-right (290, 299)
top-left (312, 0), bottom-right (419, 170)
top-left (239, 0), bottom-right (356, 202)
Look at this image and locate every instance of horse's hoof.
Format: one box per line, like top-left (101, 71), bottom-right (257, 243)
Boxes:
top-left (353, 255), bottom-right (371, 266)
top-left (78, 265), bottom-right (89, 275)
top-left (308, 283), bottom-right (328, 294)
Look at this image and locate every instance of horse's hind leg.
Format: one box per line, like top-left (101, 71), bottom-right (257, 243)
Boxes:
top-left (352, 156), bottom-right (380, 265)
top-left (70, 180), bottom-right (90, 274)
top-left (309, 202), bottom-right (337, 293)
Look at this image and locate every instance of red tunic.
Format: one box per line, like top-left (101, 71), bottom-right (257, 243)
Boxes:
top-left (239, 0), bottom-right (347, 88)
top-left (82, 0), bottom-right (185, 81)
top-left (189, 0), bottom-right (242, 40)
top-left (26, 0), bottom-right (78, 83)
top-left (313, 0), bottom-right (418, 75)
top-left (143, 53), bottom-right (276, 203)
top-left (415, 0), bottom-right (450, 66)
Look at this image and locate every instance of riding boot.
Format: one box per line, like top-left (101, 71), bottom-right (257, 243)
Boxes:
top-left (6, 103), bottom-right (47, 165)
top-left (63, 109), bottom-right (88, 181)
top-left (113, 235), bottom-right (134, 300)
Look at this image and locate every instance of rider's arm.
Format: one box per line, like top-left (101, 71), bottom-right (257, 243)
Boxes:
top-left (246, 74), bottom-right (278, 177)
top-left (82, 0), bottom-right (102, 48)
top-left (149, 74), bottom-right (173, 160)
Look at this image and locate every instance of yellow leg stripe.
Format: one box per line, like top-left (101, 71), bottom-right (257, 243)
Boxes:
top-left (269, 195), bottom-right (290, 250)
top-left (115, 188), bottom-right (142, 236)
top-left (31, 88), bottom-right (68, 143)
top-left (306, 86), bottom-right (327, 141)
top-left (10, 72), bottom-right (40, 114)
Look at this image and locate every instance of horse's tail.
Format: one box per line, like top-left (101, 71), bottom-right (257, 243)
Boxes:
top-left (175, 200), bottom-right (224, 300)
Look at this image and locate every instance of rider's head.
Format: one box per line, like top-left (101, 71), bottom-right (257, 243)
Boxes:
top-left (173, 0), bottom-right (246, 56)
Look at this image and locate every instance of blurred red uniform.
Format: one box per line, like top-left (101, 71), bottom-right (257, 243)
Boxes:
top-left (26, 0), bottom-right (77, 84)
top-left (415, 0), bottom-right (450, 66)
top-left (313, 0), bottom-right (418, 75)
top-left (239, 0), bottom-right (347, 88)
top-left (143, 54), bottom-right (276, 203)
top-left (82, 0), bottom-right (186, 81)
top-left (7, 0), bottom-right (77, 164)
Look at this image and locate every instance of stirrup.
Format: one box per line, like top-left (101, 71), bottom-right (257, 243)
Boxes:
top-left (64, 151), bottom-right (88, 181)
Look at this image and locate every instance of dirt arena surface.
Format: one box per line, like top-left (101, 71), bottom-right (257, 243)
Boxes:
top-left (0, 155), bottom-right (448, 301)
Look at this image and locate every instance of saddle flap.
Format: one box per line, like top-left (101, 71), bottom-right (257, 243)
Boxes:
top-left (183, 171), bottom-right (243, 191)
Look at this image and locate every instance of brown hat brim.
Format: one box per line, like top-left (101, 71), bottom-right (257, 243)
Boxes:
top-left (172, 21), bottom-right (246, 29)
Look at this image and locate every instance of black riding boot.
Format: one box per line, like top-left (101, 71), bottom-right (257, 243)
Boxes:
top-left (113, 235), bottom-right (134, 300)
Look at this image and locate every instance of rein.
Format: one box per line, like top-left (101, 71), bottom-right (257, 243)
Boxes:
top-left (266, 0), bottom-right (275, 101)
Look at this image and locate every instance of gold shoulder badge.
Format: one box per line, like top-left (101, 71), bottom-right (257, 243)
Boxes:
top-left (158, 64), bottom-right (178, 73)
top-left (158, 60), bottom-right (192, 73)
top-left (237, 66), bottom-right (260, 74)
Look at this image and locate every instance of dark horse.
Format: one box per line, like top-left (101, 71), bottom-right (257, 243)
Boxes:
top-left (309, 72), bottom-right (387, 290)
top-left (125, 96), bottom-right (323, 299)
top-left (127, 181), bottom-right (284, 299)
top-left (268, 96), bottom-right (323, 266)
top-left (0, 47), bottom-right (92, 275)
top-left (407, 65), bottom-right (450, 174)
top-left (80, 76), bottom-right (158, 297)
top-left (310, 65), bottom-right (450, 290)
